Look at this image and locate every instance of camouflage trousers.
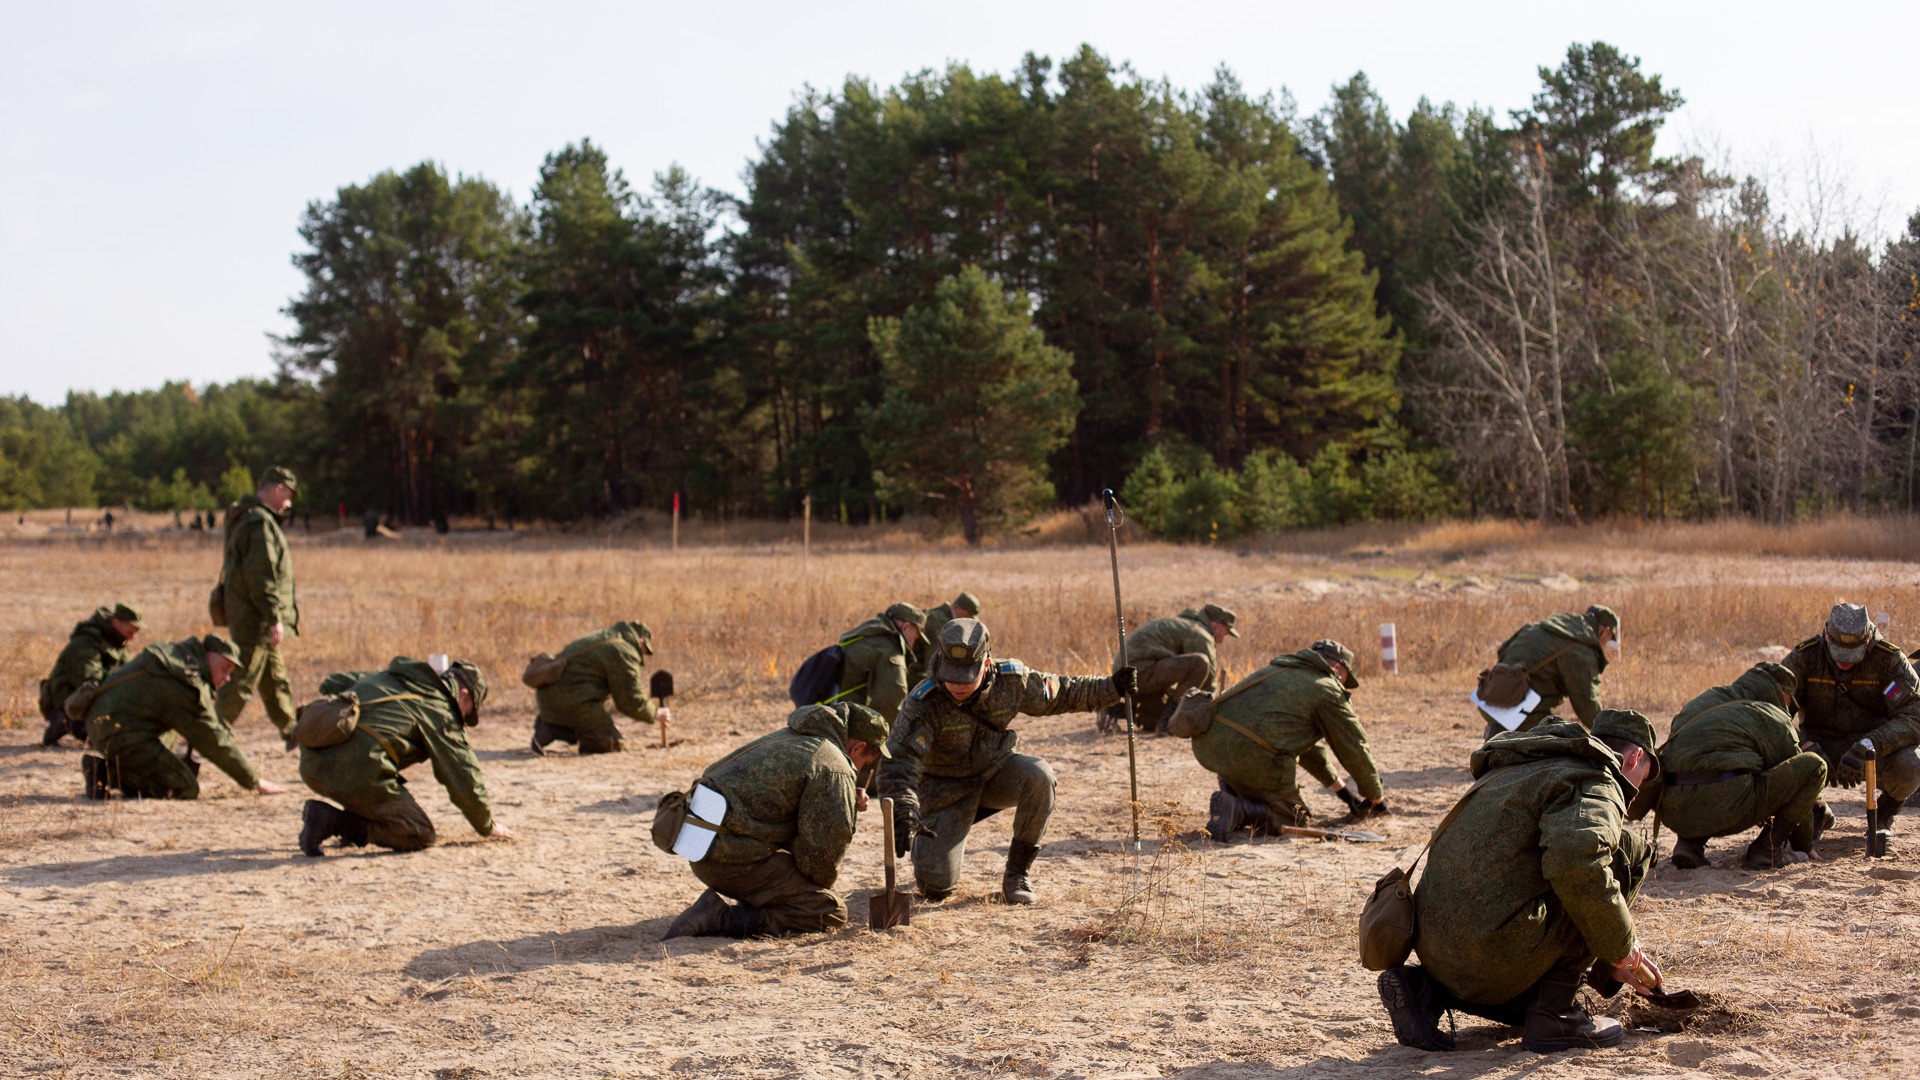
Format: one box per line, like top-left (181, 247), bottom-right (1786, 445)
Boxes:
top-left (534, 711), bottom-right (623, 754)
top-left (1133, 654), bottom-right (1213, 729)
top-left (1661, 752), bottom-right (1827, 844)
top-left (89, 735), bottom-right (201, 799)
top-left (299, 740), bottom-right (437, 851)
top-left (692, 851), bottom-right (846, 934)
top-left (215, 638), bottom-right (296, 739)
top-left (911, 754), bottom-right (1055, 895)
top-left (1803, 731), bottom-right (1920, 802)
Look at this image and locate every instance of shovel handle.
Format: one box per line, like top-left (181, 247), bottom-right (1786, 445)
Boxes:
top-left (879, 797), bottom-right (896, 892)
top-left (1867, 757), bottom-right (1878, 812)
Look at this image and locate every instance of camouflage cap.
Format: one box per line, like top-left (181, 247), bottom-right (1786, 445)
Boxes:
top-left (201, 633), bottom-right (238, 661)
top-left (929, 617), bottom-right (991, 684)
top-left (835, 702), bottom-right (893, 758)
top-left (1585, 605), bottom-right (1620, 633)
top-left (1825, 602), bottom-right (1875, 664)
top-left (111, 602), bottom-right (143, 627)
top-left (627, 620), bottom-right (655, 655)
top-left (1592, 708), bottom-right (1658, 759)
top-left (257, 465), bottom-right (299, 491)
top-left (1749, 661), bottom-right (1798, 706)
top-left (1201, 603), bottom-right (1241, 637)
top-left (952, 592), bottom-right (982, 618)
top-left (1309, 639), bottom-right (1360, 689)
top-left (885, 602), bottom-right (928, 631)
top-left (448, 660), bottom-right (489, 722)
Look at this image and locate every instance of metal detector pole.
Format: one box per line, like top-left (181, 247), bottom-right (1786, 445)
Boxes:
top-left (1101, 489), bottom-right (1142, 853)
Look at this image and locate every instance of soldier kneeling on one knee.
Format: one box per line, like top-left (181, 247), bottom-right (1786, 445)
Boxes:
top-left (1784, 602), bottom-right (1920, 840)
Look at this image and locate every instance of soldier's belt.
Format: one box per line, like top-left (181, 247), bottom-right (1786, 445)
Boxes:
top-left (1668, 769), bottom-right (1748, 786)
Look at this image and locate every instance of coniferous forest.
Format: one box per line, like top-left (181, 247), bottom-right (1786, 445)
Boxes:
top-left (6, 42), bottom-right (1919, 541)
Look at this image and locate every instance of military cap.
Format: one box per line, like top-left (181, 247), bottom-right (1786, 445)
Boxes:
top-left (629, 620), bottom-right (655, 654)
top-left (201, 633), bottom-right (238, 661)
top-left (929, 617), bottom-right (990, 684)
top-left (448, 660), bottom-right (489, 721)
top-left (1309, 639), bottom-right (1360, 689)
top-left (952, 592), bottom-right (982, 618)
top-left (1749, 661), bottom-right (1798, 706)
top-left (1585, 605), bottom-right (1620, 634)
top-left (257, 465), bottom-right (299, 491)
top-left (1593, 709), bottom-right (1658, 771)
top-left (1201, 603), bottom-right (1241, 637)
top-left (1824, 602), bottom-right (1875, 665)
top-left (885, 602), bottom-right (927, 630)
top-left (834, 702), bottom-right (893, 758)
top-left (111, 602), bottom-right (143, 627)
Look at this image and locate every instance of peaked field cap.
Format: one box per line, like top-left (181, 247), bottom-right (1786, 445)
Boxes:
top-left (201, 633), bottom-right (238, 661)
top-left (953, 591), bottom-right (982, 616)
top-left (1310, 639), bottom-right (1359, 688)
top-left (258, 465), bottom-right (299, 490)
top-left (112, 602), bottom-right (143, 626)
top-left (1201, 603), bottom-right (1240, 636)
top-left (450, 660), bottom-right (489, 705)
top-left (1750, 661), bottom-right (1797, 701)
top-left (1592, 709), bottom-right (1657, 757)
top-left (886, 602), bottom-right (927, 629)
top-left (1585, 605), bottom-right (1620, 632)
top-left (930, 617), bottom-right (991, 684)
top-left (836, 702), bottom-right (893, 757)
top-left (1825, 602), bottom-right (1874, 664)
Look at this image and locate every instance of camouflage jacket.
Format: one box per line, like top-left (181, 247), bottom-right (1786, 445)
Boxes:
top-left (1490, 612), bottom-right (1607, 728)
top-left (221, 494), bottom-right (298, 643)
top-left (1119, 609), bottom-right (1219, 687)
top-left (879, 660), bottom-right (1120, 817)
top-left (308, 659), bottom-right (493, 834)
top-left (693, 705), bottom-right (860, 887)
top-left (1415, 720), bottom-right (1649, 1004)
top-left (1194, 649), bottom-right (1384, 800)
top-left (1781, 634), bottom-right (1920, 753)
top-left (836, 615), bottom-right (913, 722)
top-left (85, 637), bottom-right (260, 789)
top-left (47, 607), bottom-right (133, 707)
top-left (1662, 667), bottom-right (1800, 776)
top-left (535, 622), bottom-right (657, 724)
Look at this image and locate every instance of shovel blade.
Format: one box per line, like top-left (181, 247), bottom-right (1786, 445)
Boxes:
top-left (1647, 989), bottom-right (1701, 1010)
top-left (869, 888), bottom-right (914, 929)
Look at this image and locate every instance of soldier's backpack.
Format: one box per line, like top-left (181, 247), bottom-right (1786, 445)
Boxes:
top-left (788, 645), bottom-right (845, 706)
top-left (63, 667), bottom-right (152, 722)
top-left (207, 581), bottom-right (227, 627)
top-left (294, 692), bottom-right (362, 749)
top-left (1163, 665), bottom-right (1289, 738)
top-left (521, 653), bottom-right (568, 689)
top-left (1474, 643), bottom-right (1578, 708)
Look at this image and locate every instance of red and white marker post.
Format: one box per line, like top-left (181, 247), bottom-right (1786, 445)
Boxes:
top-left (1380, 622), bottom-right (1398, 676)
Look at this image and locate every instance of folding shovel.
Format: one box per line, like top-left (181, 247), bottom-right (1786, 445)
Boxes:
top-left (1867, 757), bottom-right (1888, 858)
top-left (1276, 824), bottom-right (1387, 843)
top-left (870, 798), bottom-right (914, 928)
top-left (650, 670), bottom-right (674, 748)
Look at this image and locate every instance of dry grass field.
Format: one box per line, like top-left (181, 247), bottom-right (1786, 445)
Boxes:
top-left (3, 517), bottom-right (1919, 1079)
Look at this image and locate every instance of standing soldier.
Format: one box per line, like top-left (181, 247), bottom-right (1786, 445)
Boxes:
top-left (1476, 605), bottom-right (1619, 738)
top-left (880, 618), bottom-right (1133, 904)
top-left (528, 621), bottom-right (668, 755)
top-left (1196, 639), bottom-right (1389, 842)
top-left (910, 592), bottom-right (981, 684)
top-left (41, 602), bottom-right (142, 747)
top-left (1659, 662), bottom-right (1829, 870)
top-left (1782, 602), bottom-right (1920, 837)
top-left (660, 702), bottom-right (891, 939)
top-left (296, 657), bottom-right (512, 855)
top-left (830, 603), bottom-right (926, 723)
top-left (79, 633), bottom-right (285, 801)
top-left (1104, 603), bottom-right (1239, 735)
top-left (215, 466), bottom-right (300, 746)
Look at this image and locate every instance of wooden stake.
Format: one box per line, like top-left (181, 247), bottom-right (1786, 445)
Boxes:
top-left (803, 494), bottom-right (811, 559)
top-left (671, 492), bottom-right (679, 550)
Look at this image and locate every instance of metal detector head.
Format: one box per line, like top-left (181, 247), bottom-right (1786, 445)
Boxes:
top-left (650, 670), bottom-right (675, 700)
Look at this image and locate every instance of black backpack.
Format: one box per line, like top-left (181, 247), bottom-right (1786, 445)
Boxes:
top-left (788, 645), bottom-right (846, 706)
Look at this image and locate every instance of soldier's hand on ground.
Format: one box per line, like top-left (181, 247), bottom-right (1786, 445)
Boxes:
top-left (488, 823), bottom-right (516, 840)
top-left (893, 804), bottom-right (919, 857)
top-left (267, 622), bottom-right (285, 647)
top-left (254, 779), bottom-right (284, 794)
top-left (1111, 665), bottom-right (1137, 696)
top-left (1836, 739), bottom-right (1875, 787)
top-left (1611, 945), bottom-right (1660, 995)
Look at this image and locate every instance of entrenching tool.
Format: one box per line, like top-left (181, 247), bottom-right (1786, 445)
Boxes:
top-left (1630, 957), bottom-right (1701, 1010)
top-left (651, 670), bottom-right (674, 749)
top-left (870, 798), bottom-right (914, 928)
top-left (1866, 755), bottom-right (1888, 858)
top-left (1275, 824), bottom-right (1387, 843)
top-left (1099, 489), bottom-right (1142, 854)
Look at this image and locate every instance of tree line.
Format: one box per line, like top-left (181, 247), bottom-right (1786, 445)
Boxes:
top-left (5, 41), bottom-right (1916, 538)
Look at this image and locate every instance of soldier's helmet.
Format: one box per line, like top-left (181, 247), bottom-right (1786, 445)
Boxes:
top-left (1825, 602), bottom-right (1875, 665)
top-left (929, 617), bottom-right (991, 684)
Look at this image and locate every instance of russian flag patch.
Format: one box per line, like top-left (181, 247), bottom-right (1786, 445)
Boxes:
top-left (1885, 681), bottom-right (1906, 705)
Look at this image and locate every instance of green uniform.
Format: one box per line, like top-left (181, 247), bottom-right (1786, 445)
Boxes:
top-left (534, 622), bottom-right (658, 753)
top-left (1194, 649), bottom-right (1383, 820)
top-left (1658, 668), bottom-right (1827, 847)
top-left (685, 704), bottom-right (862, 933)
top-left (835, 615), bottom-right (915, 723)
top-left (298, 659), bottom-right (494, 851)
top-left (1482, 613), bottom-right (1607, 736)
top-left (1782, 634), bottom-right (1920, 802)
top-left (1413, 720), bottom-right (1651, 1006)
top-left (880, 661), bottom-right (1119, 895)
top-left (910, 604), bottom-right (958, 684)
top-left (1113, 608), bottom-right (1219, 730)
top-left (43, 608), bottom-right (133, 741)
top-left (214, 494), bottom-right (298, 737)
top-left (84, 638), bottom-right (262, 799)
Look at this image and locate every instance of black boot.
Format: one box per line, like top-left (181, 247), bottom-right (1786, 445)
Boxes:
top-left (1377, 965), bottom-right (1455, 1051)
top-left (1520, 968), bottom-right (1622, 1052)
top-left (1790, 802), bottom-right (1834, 853)
top-left (723, 902), bottom-right (768, 938)
top-left (1742, 820), bottom-right (1807, 870)
top-left (179, 751), bottom-right (201, 778)
top-left (299, 800), bottom-right (370, 856)
top-left (42, 713), bottom-right (69, 747)
top-left (1206, 788), bottom-right (1254, 842)
top-left (1669, 836), bottom-right (1709, 869)
top-left (529, 716), bottom-right (560, 756)
top-left (662, 889), bottom-right (734, 939)
top-left (1876, 797), bottom-right (1904, 834)
top-left (1003, 840), bottom-right (1041, 904)
top-left (81, 755), bottom-right (109, 801)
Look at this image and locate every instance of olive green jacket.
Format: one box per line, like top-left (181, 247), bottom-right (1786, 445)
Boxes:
top-left (1490, 612), bottom-right (1607, 729)
top-left (1781, 634), bottom-right (1920, 753)
top-left (221, 494), bottom-right (298, 644)
top-left (1119, 608), bottom-right (1218, 687)
top-left (47, 607), bottom-right (133, 707)
top-left (308, 659), bottom-right (493, 834)
top-left (1414, 719), bottom-right (1650, 1004)
top-left (1663, 667), bottom-right (1800, 776)
top-left (84, 637), bottom-right (260, 789)
top-left (835, 615), bottom-right (913, 722)
top-left (693, 705), bottom-right (859, 887)
top-left (1194, 649), bottom-right (1383, 799)
top-left (535, 622), bottom-right (658, 726)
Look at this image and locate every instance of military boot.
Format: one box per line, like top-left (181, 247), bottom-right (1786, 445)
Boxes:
top-left (1002, 840), bottom-right (1041, 905)
top-left (529, 716), bottom-right (560, 756)
top-left (42, 713), bottom-right (69, 747)
top-left (661, 889), bottom-right (734, 940)
top-left (1791, 801), bottom-right (1834, 854)
top-left (1742, 820), bottom-right (1808, 870)
top-left (1520, 968), bottom-right (1622, 1052)
top-left (299, 800), bottom-right (370, 857)
top-left (1876, 798), bottom-right (1904, 834)
top-left (1205, 789), bottom-right (1249, 842)
top-left (1377, 965), bottom-right (1455, 1052)
top-left (81, 755), bottom-right (109, 801)
top-left (1668, 836), bottom-right (1709, 869)
top-left (723, 903), bottom-right (768, 939)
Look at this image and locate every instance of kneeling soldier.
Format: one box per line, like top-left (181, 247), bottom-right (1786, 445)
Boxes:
top-left (1197, 639), bottom-right (1388, 842)
top-left (1661, 662), bottom-right (1829, 870)
top-left (1378, 711), bottom-right (1659, 1054)
top-left (1478, 606), bottom-right (1618, 738)
top-left (1783, 602), bottom-right (1920, 837)
top-left (880, 618), bottom-right (1131, 904)
top-left (662, 702), bottom-right (891, 939)
top-left (1106, 603), bottom-right (1238, 734)
top-left (43, 602), bottom-right (142, 747)
top-left (297, 658), bottom-right (511, 855)
top-left (80, 633), bottom-right (284, 800)
top-left (830, 603), bottom-right (926, 723)
top-left (530, 621), bottom-right (665, 755)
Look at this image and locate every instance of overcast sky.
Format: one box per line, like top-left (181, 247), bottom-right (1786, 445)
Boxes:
top-left (4, 0), bottom-right (1915, 404)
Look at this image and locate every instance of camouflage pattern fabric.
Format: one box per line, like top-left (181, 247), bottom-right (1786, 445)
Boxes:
top-left (1194, 649), bottom-right (1384, 802)
top-left (1118, 609), bottom-right (1219, 688)
top-left (535, 621), bottom-right (659, 744)
top-left (692, 852), bottom-right (848, 934)
top-left (1660, 667), bottom-right (1826, 842)
top-left (219, 493), bottom-right (298, 642)
top-left (1781, 633), bottom-right (1920, 754)
top-left (1485, 612), bottom-right (1608, 732)
top-left (85, 637), bottom-right (262, 797)
top-left (691, 704), bottom-right (861, 888)
top-left (911, 603), bottom-right (958, 684)
top-left (47, 607), bottom-right (133, 710)
top-left (835, 615), bottom-right (914, 722)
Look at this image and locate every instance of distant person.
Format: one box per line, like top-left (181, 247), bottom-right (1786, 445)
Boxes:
top-left (215, 467), bottom-right (301, 746)
top-left (660, 702), bottom-right (890, 939)
top-left (78, 633), bottom-right (285, 801)
top-left (1196, 639), bottom-right (1388, 841)
top-left (527, 621), bottom-right (668, 755)
top-left (363, 508), bottom-right (379, 538)
top-left (1476, 605), bottom-right (1618, 739)
top-left (40, 603), bottom-right (143, 747)
top-left (825, 603), bottom-right (926, 723)
top-left (101, 509), bottom-right (114, 533)
top-left (909, 592), bottom-right (981, 683)
top-left (297, 658), bottom-right (510, 855)
top-left (1782, 602), bottom-right (1920, 838)
top-left (1103, 603), bottom-right (1239, 735)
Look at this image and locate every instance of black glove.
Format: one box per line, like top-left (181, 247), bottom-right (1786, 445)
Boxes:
top-left (893, 803), bottom-right (919, 858)
top-left (1332, 785), bottom-right (1366, 814)
top-left (1111, 665), bottom-right (1138, 696)
top-left (1360, 797), bottom-right (1392, 819)
top-left (1836, 739), bottom-right (1876, 788)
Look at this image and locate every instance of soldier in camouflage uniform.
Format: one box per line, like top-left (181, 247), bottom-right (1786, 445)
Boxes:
top-left (79, 633), bottom-right (285, 801)
top-left (41, 602), bottom-right (142, 746)
top-left (1196, 639), bottom-right (1389, 842)
top-left (529, 621), bottom-right (666, 755)
top-left (1103, 603), bottom-right (1238, 735)
top-left (214, 466), bottom-right (300, 744)
top-left (829, 603), bottom-right (925, 723)
top-left (880, 618), bottom-right (1133, 904)
top-left (910, 592), bottom-right (980, 684)
top-left (1659, 662), bottom-right (1830, 870)
top-left (1477, 605), bottom-right (1618, 738)
top-left (296, 658), bottom-right (511, 855)
top-left (1782, 602), bottom-right (1920, 837)
top-left (1378, 711), bottom-right (1660, 1054)
top-left (661, 702), bottom-right (892, 939)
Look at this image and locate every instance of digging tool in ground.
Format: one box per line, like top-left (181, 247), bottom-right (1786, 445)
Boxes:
top-left (1866, 756), bottom-right (1888, 858)
top-left (870, 797), bottom-right (914, 929)
top-left (651, 670), bottom-right (674, 748)
top-left (1631, 957), bottom-right (1701, 1010)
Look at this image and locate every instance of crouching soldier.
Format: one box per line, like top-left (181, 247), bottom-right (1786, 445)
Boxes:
top-left (1478, 605), bottom-right (1618, 738)
top-left (297, 658), bottom-right (512, 855)
top-left (1661, 662), bottom-right (1829, 870)
top-left (660, 702), bottom-right (891, 939)
top-left (80, 633), bottom-right (285, 800)
top-left (880, 618), bottom-right (1131, 904)
top-left (1197, 639), bottom-right (1388, 842)
top-left (42, 602), bottom-right (142, 746)
top-left (1784, 602), bottom-right (1920, 838)
top-left (529, 621), bottom-right (666, 755)
top-left (1378, 711), bottom-right (1659, 1054)
top-left (1104, 603), bottom-right (1238, 735)
top-left (829, 603), bottom-right (926, 723)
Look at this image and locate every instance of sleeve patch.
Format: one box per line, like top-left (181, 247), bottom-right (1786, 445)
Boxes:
top-left (911, 680), bottom-right (937, 699)
top-left (909, 729), bottom-right (933, 754)
top-left (1885, 681), bottom-right (1908, 705)
top-left (996, 659), bottom-right (1027, 675)
top-left (1041, 674), bottom-right (1058, 700)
